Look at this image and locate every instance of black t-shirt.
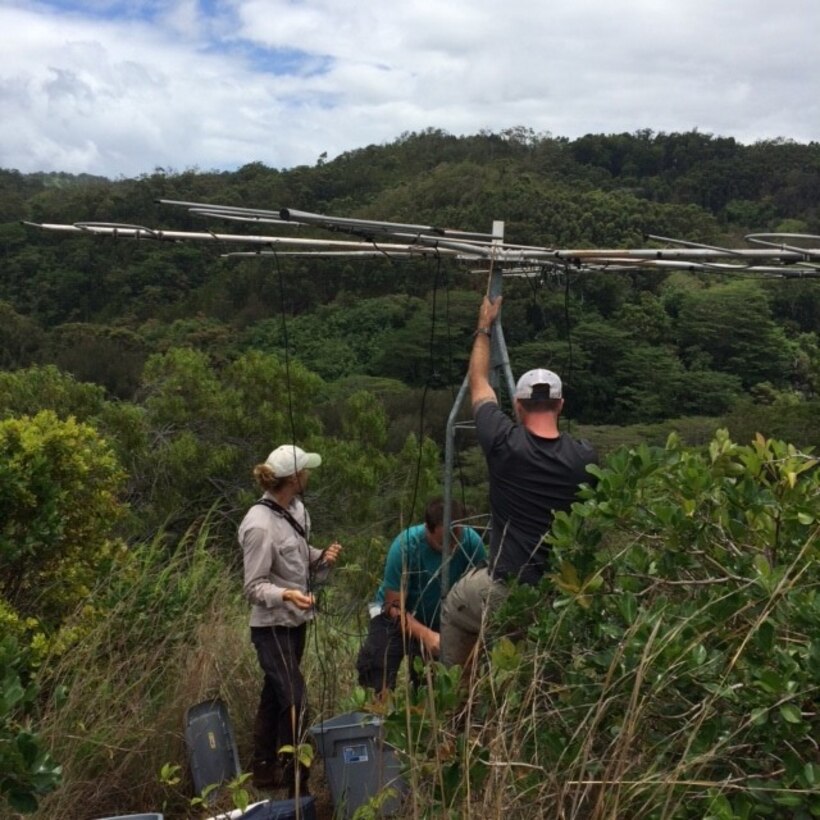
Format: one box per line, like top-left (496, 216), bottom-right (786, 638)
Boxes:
top-left (475, 401), bottom-right (598, 586)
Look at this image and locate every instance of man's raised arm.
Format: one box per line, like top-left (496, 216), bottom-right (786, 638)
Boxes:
top-left (469, 294), bottom-right (503, 410)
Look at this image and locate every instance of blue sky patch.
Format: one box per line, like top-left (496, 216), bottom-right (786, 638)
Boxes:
top-left (40, 0), bottom-right (163, 23)
top-left (235, 43), bottom-right (333, 78)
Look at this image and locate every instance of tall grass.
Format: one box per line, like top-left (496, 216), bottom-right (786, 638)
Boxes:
top-left (25, 532), bottom-right (819, 820)
top-left (377, 542), bottom-right (818, 819)
top-left (28, 515), bottom-right (369, 820)
top-left (31, 517), bottom-right (257, 819)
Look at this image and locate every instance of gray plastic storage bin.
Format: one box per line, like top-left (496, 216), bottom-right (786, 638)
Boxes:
top-left (309, 711), bottom-right (405, 819)
top-left (184, 698), bottom-right (241, 804)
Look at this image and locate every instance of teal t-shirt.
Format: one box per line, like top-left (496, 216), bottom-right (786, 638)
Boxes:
top-left (374, 524), bottom-right (486, 630)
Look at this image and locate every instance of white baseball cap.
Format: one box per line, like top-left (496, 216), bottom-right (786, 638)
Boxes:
top-left (514, 369), bottom-right (562, 400)
top-left (265, 445), bottom-right (322, 477)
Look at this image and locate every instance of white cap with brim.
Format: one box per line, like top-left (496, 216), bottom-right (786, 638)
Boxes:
top-left (265, 445), bottom-right (322, 477)
top-left (514, 368), bottom-right (562, 400)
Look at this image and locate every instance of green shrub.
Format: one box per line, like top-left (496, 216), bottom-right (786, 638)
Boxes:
top-left (0, 638), bottom-right (61, 814)
top-left (0, 410), bottom-right (126, 662)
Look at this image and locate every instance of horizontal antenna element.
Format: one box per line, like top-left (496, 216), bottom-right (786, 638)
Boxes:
top-left (23, 205), bottom-right (820, 278)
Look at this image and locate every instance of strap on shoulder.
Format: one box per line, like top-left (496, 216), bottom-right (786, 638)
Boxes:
top-left (254, 498), bottom-right (307, 540)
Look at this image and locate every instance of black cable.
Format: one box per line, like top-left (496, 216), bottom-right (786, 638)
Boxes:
top-left (563, 266), bottom-right (575, 435)
top-left (520, 262), bottom-right (575, 433)
top-left (442, 265), bottom-right (469, 510)
top-left (272, 249), bottom-right (299, 447)
top-left (406, 252), bottom-right (442, 528)
top-left (387, 251), bottom-right (445, 693)
top-left (270, 248), bottom-right (336, 752)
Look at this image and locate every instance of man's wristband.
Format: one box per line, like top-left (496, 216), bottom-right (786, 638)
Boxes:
top-left (473, 327), bottom-right (492, 339)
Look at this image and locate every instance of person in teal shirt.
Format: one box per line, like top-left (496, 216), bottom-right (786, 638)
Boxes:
top-left (356, 498), bottom-right (486, 694)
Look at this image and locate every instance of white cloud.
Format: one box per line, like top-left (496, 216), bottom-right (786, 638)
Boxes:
top-left (0, 0), bottom-right (817, 178)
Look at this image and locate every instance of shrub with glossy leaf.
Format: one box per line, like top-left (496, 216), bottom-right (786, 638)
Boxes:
top-left (392, 431), bottom-right (818, 818)
top-left (485, 430), bottom-right (819, 818)
top-left (0, 638), bottom-right (61, 814)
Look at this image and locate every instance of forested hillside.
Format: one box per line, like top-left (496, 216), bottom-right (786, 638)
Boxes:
top-left (2, 130), bottom-right (818, 523)
top-left (1, 129), bottom-right (818, 818)
top-left (3, 131), bottom-right (819, 410)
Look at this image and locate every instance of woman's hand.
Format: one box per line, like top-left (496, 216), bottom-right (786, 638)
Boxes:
top-left (283, 589), bottom-right (315, 610)
top-left (322, 542), bottom-right (342, 565)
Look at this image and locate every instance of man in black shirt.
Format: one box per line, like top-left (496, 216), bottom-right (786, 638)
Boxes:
top-left (440, 294), bottom-right (597, 668)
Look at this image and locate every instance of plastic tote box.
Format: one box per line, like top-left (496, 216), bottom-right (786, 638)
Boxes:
top-left (184, 698), bottom-right (241, 803)
top-left (309, 711), bottom-right (406, 819)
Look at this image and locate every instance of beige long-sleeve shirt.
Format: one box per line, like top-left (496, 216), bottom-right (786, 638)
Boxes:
top-left (238, 494), bottom-right (329, 627)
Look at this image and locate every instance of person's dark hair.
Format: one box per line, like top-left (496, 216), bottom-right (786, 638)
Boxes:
top-left (518, 397), bottom-right (562, 414)
top-left (253, 463), bottom-right (292, 493)
top-left (424, 497), bottom-right (467, 531)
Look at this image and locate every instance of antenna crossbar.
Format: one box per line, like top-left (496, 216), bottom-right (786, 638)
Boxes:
top-left (23, 209), bottom-right (820, 277)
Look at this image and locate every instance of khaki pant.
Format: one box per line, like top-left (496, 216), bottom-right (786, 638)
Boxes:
top-left (440, 567), bottom-right (509, 667)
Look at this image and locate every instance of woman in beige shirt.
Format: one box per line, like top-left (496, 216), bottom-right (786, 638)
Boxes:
top-left (238, 444), bottom-right (341, 798)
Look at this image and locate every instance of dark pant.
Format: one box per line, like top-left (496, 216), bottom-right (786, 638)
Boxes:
top-left (250, 624), bottom-right (308, 773)
top-left (355, 613), bottom-right (422, 693)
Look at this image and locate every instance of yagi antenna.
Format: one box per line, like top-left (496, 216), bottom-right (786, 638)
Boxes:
top-left (23, 202), bottom-right (820, 277)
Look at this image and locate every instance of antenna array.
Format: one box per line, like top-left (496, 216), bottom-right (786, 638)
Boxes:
top-left (25, 199), bottom-right (820, 278)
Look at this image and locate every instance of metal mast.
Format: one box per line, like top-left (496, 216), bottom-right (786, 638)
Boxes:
top-left (441, 221), bottom-right (515, 604)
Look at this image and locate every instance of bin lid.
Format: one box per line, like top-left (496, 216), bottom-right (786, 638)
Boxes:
top-left (93, 814), bottom-right (163, 820)
top-left (204, 797), bottom-right (314, 820)
top-left (308, 710), bottom-right (382, 736)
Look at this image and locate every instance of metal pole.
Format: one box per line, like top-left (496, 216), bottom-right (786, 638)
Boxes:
top-left (441, 222), bottom-right (510, 614)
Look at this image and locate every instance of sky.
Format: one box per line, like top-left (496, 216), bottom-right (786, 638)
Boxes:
top-left (1, 0), bottom-right (818, 179)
